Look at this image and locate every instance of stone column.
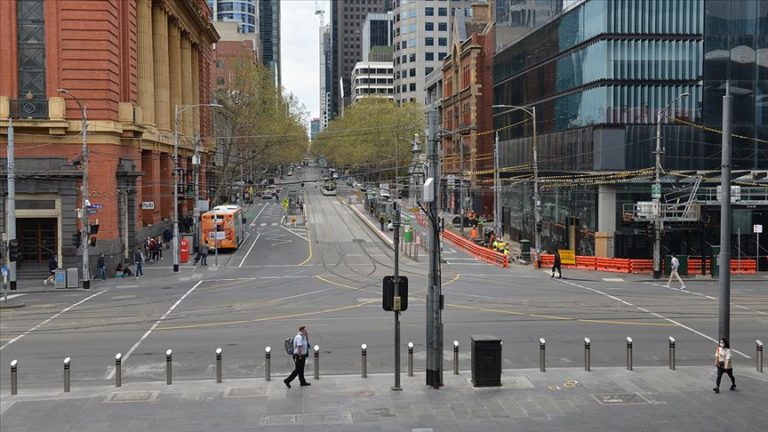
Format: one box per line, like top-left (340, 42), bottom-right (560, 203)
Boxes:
top-left (191, 45), bottom-right (201, 134)
top-left (180, 35), bottom-right (193, 137)
top-left (596, 185), bottom-right (617, 258)
top-left (168, 20), bottom-right (182, 134)
top-left (152, 5), bottom-right (170, 131)
top-left (137, 0), bottom-right (155, 126)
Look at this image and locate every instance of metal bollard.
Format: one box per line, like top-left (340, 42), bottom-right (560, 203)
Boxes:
top-left (361, 344), bottom-right (367, 378)
top-left (584, 338), bottom-right (591, 371)
top-left (10, 359), bottom-right (18, 395)
top-left (757, 340), bottom-right (763, 373)
top-left (626, 337), bottom-right (633, 371)
top-left (407, 342), bottom-right (414, 377)
top-left (453, 340), bottom-right (460, 375)
top-left (115, 353), bottom-right (122, 387)
top-left (63, 357), bottom-right (71, 392)
top-left (216, 348), bottom-right (223, 383)
top-left (539, 338), bottom-right (546, 372)
top-left (668, 337), bottom-right (676, 370)
top-left (165, 349), bottom-right (173, 385)
top-left (265, 346), bottom-right (271, 381)
top-left (313, 345), bottom-right (320, 380)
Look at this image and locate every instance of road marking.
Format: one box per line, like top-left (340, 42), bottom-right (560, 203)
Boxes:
top-left (249, 204), bottom-right (269, 228)
top-left (106, 281), bottom-right (203, 379)
top-left (238, 232), bottom-right (261, 268)
top-left (299, 219), bottom-right (313, 266)
top-left (260, 223), bottom-right (267, 226)
top-left (559, 279), bottom-right (751, 359)
top-left (444, 273), bottom-right (461, 286)
top-left (271, 222), bottom-right (278, 226)
top-left (603, 278), bottom-right (624, 282)
top-left (1, 290), bottom-right (108, 351)
top-left (643, 282), bottom-right (767, 316)
top-left (0, 294), bottom-right (25, 301)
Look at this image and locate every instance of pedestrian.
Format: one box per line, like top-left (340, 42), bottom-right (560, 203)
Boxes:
top-left (97, 253), bottom-right (107, 281)
top-left (134, 247), bottom-right (144, 279)
top-left (200, 244), bottom-right (208, 266)
top-left (163, 228), bottom-right (173, 248)
top-left (43, 254), bottom-right (57, 285)
top-left (492, 238), bottom-right (498, 251)
top-left (666, 255), bottom-right (686, 290)
top-left (713, 338), bottom-right (736, 393)
top-left (379, 214), bottom-right (385, 231)
top-left (552, 250), bottom-right (562, 279)
top-left (284, 325), bottom-right (311, 388)
top-left (157, 237), bottom-right (163, 260)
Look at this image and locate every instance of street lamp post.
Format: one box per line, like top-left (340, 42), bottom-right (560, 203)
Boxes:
top-left (173, 103), bottom-right (222, 272)
top-left (58, 89), bottom-right (90, 289)
top-left (493, 105), bottom-right (538, 265)
top-left (652, 92), bottom-right (689, 279)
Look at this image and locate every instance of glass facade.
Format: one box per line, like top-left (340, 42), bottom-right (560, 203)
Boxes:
top-left (210, 0), bottom-right (257, 33)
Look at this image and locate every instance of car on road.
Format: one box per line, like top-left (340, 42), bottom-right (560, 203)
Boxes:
top-left (261, 191), bottom-right (273, 199)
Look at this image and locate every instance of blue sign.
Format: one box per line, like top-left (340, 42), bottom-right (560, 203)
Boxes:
top-left (87, 204), bottom-right (103, 209)
top-left (87, 209), bottom-right (98, 215)
top-left (55, 272), bottom-right (66, 282)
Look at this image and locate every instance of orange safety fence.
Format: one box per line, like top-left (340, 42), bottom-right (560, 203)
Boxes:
top-left (731, 259), bottom-right (757, 274)
top-left (629, 259), bottom-right (653, 274)
top-left (576, 256), bottom-right (597, 270)
top-left (442, 230), bottom-right (508, 268)
top-left (596, 257), bottom-right (632, 273)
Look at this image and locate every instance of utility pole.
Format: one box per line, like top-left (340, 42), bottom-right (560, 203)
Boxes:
top-left (59, 89), bottom-right (90, 288)
top-left (426, 110), bottom-right (443, 389)
top-left (531, 107), bottom-right (540, 268)
top-left (392, 202), bottom-right (402, 391)
top-left (173, 105), bottom-right (181, 272)
top-left (459, 134), bottom-right (465, 234)
top-left (719, 81), bottom-right (732, 342)
top-left (192, 133), bottom-right (201, 254)
top-left (6, 118), bottom-right (16, 291)
top-left (494, 131), bottom-right (501, 241)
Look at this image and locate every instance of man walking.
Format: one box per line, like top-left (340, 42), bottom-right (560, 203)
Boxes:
top-left (134, 247), bottom-right (144, 279)
top-left (552, 250), bottom-right (562, 279)
top-left (97, 253), bottom-right (107, 281)
top-left (200, 245), bottom-right (208, 266)
top-left (43, 254), bottom-right (58, 285)
top-left (666, 255), bottom-right (686, 290)
top-left (284, 325), bottom-right (311, 388)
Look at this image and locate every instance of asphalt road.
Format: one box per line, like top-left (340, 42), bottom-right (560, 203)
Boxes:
top-left (1, 167), bottom-right (766, 391)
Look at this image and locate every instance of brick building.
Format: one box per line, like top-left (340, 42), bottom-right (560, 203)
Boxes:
top-left (212, 21), bottom-right (261, 92)
top-left (440, 3), bottom-right (494, 218)
top-left (0, 0), bottom-right (219, 279)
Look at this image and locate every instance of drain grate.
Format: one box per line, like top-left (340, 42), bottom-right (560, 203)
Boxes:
top-left (592, 393), bottom-right (649, 405)
top-left (106, 391), bottom-right (157, 402)
top-left (225, 387), bottom-right (267, 398)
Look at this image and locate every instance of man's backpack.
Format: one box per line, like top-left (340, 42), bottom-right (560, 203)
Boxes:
top-left (284, 337), bottom-right (294, 355)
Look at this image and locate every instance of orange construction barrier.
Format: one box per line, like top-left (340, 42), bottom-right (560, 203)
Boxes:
top-left (629, 259), bottom-right (653, 274)
top-left (688, 258), bottom-right (704, 275)
top-left (442, 230), bottom-right (508, 268)
top-left (596, 257), bottom-right (631, 273)
top-left (575, 256), bottom-right (597, 270)
top-left (731, 259), bottom-right (757, 274)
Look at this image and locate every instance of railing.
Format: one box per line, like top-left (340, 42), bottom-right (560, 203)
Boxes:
top-left (9, 99), bottom-right (49, 119)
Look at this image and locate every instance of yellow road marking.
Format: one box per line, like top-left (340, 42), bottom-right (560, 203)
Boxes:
top-left (447, 303), bottom-right (674, 327)
top-left (299, 217), bottom-right (313, 266)
top-left (444, 273), bottom-right (461, 286)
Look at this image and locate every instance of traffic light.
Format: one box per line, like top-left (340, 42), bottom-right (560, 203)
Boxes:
top-left (8, 239), bottom-right (19, 262)
top-left (536, 222), bottom-right (542, 233)
top-left (382, 276), bottom-right (408, 312)
top-left (72, 232), bottom-right (82, 247)
top-left (90, 237), bottom-right (97, 247)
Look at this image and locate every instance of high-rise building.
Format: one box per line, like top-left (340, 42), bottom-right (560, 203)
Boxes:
top-left (351, 61), bottom-right (394, 103)
top-left (208, 0), bottom-right (258, 33)
top-left (320, 25), bottom-right (332, 130)
top-left (362, 12), bottom-right (394, 62)
top-left (331, 0), bottom-right (392, 118)
top-left (494, 0), bottom-right (563, 52)
top-left (392, 0), bottom-right (471, 106)
top-left (492, 0), bottom-right (768, 260)
top-left (310, 118), bottom-right (321, 141)
top-left (259, 0), bottom-right (281, 87)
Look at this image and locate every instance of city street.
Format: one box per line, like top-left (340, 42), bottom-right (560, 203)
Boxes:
top-left (1, 167), bottom-right (765, 392)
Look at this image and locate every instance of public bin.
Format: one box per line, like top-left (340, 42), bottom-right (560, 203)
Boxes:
top-left (54, 269), bottom-right (67, 289)
top-left (471, 335), bottom-right (502, 387)
top-left (404, 225), bottom-right (413, 242)
top-left (520, 240), bottom-right (531, 263)
top-left (180, 239), bottom-right (189, 263)
top-left (665, 255), bottom-right (688, 276)
top-left (66, 268), bottom-right (79, 288)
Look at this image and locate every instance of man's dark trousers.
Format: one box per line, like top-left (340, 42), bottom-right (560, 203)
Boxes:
top-left (285, 355), bottom-right (308, 385)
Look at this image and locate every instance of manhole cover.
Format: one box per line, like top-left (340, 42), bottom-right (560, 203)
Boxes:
top-left (226, 387), bottom-right (267, 398)
top-left (353, 390), bottom-right (375, 398)
top-left (367, 408), bottom-right (394, 417)
top-left (106, 391), bottom-right (157, 402)
top-left (592, 393), bottom-right (649, 405)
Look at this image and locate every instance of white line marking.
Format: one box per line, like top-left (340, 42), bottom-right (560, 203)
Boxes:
top-left (238, 232), bottom-right (262, 268)
top-left (643, 282), bottom-right (767, 315)
top-left (260, 223), bottom-right (267, 226)
top-left (105, 281), bottom-right (203, 379)
top-left (249, 204), bottom-right (269, 228)
top-left (559, 279), bottom-right (751, 359)
top-left (280, 225), bottom-right (309, 241)
top-left (271, 222), bottom-right (278, 226)
top-left (0, 294), bottom-right (25, 301)
top-left (1, 290), bottom-right (108, 351)
top-left (602, 278), bottom-right (624, 282)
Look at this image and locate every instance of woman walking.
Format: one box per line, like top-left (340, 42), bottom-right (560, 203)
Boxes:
top-left (713, 338), bottom-right (736, 393)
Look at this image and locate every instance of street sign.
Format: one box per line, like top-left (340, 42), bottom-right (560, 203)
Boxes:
top-left (141, 201), bottom-right (155, 210)
top-left (755, 224), bottom-right (763, 234)
top-left (87, 204), bottom-right (103, 209)
top-left (651, 184), bottom-right (661, 199)
top-left (87, 209), bottom-right (98, 215)
top-left (558, 249), bottom-right (576, 265)
top-left (208, 231), bottom-right (226, 240)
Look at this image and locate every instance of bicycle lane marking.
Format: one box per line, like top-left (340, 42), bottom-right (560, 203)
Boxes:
top-left (0, 290), bottom-right (109, 351)
top-left (105, 280), bottom-right (203, 379)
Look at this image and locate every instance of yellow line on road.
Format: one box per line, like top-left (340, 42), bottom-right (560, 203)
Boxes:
top-left (447, 303), bottom-right (674, 327)
top-left (299, 215), bottom-right (313, 266)
top-left (155, 300), bottom-right (377, 331)
top-left (444, 273), bottom-right (461, 286)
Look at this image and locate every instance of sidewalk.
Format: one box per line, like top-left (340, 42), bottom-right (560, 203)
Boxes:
top-left (2, 366), bottom-right (765, 431)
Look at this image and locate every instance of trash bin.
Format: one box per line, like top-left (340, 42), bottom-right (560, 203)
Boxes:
top-left (54, 269), bottom-right (67, 289)
top-left (471, 335), bottom-right (502, 387)
top-left (520, 240), bottom-right (531, 262)
top-left (404, 225), bottom-right (413, 242)
top-left (665, 255), bottom-right (688, 276)
top-left (66, 268), bottom-right (79, 288)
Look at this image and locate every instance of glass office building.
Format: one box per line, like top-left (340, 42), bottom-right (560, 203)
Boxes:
top-left (209, 0), bottom-right (257, 34)
top-left (493, 0), bottom-right (767, 258)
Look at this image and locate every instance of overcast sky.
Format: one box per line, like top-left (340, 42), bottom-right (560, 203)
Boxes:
top-left (281, 0), bottom-right (329, 122)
